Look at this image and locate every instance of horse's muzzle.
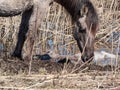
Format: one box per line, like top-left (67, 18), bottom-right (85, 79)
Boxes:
top-left (81, 55), bottom-right (94, 62)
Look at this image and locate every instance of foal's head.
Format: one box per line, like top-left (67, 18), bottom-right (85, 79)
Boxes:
top-left (73, 1), bottom-right (99, 62)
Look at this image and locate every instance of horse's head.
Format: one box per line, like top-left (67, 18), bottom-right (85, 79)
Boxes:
top-left (73, 3), bottom-right (99, 62)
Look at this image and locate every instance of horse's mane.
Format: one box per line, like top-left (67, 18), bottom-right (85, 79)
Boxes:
top-left (55, 0), bottom-right (81, 20)
top-left (55, 0), bottom-right (99, 31)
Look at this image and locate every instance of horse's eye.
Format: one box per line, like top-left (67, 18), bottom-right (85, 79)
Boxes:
top-left (76, 22), bottom-right (86, 33)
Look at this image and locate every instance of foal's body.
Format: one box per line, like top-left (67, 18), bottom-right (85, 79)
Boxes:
top-left (0, 0), bottom-right (98, 62)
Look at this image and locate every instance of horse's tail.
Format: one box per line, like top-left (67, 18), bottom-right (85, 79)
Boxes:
top-left (0, 0), bottom-right (33, 17)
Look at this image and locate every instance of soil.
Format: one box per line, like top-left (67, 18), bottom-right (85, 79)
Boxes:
top-left (0, 57), bottom-right (118, 75)
top-left (0, 57), bottom-right (120, 90)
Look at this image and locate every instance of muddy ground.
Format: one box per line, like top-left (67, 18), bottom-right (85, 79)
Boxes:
top-left (0, 57), bottom-right (120, 90)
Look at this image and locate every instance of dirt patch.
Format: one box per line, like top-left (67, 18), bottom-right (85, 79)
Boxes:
top-left (0, 57), bottom-right (119, 75)
top-left (0, 58), bottom-right (120, 89)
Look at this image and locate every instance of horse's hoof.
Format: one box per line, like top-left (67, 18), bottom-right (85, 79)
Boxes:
top-left (33, 54), bottom-right (51, 60)
top-left (11, 53), bottom-right (23, 60)
top-left (57, 58), bottom-right (71, 64)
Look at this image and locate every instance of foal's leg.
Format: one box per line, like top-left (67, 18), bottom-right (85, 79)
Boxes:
top-left (12, 9), bottom-right (33, 60)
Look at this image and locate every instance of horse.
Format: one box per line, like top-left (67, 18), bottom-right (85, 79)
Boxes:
top-left (0, 0), bottom-right (99, 62)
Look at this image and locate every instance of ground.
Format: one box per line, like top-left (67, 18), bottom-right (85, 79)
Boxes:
top-left (0, 57), bottom-right (120, 90)
top-left (0, 0), bottom-right (119, 89)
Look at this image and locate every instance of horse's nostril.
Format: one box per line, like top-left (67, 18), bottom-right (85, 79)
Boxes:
top-left (81, 55), bottom-right (93, 62)
top-left (81, 56), bottom-right (87, 62)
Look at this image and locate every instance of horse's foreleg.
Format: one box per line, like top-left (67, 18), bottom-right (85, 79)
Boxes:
top-left (25, 1), bottom-right (50, 61)
top-left (12, 9), bottom-right (33, 60)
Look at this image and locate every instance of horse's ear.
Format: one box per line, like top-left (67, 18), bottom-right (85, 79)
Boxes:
top-left (80, 5), bottom-right (88, 16)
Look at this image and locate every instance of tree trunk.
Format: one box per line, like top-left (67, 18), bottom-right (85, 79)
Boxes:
top-left (0, 0), bottom-right (33, 17)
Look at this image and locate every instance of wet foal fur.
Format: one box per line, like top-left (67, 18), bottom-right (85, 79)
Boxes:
top-left (11, 0), bottom-right (99, 62)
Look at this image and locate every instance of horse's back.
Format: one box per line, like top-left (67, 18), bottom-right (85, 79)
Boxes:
top-left (0, 0), bottom-right (33, 17)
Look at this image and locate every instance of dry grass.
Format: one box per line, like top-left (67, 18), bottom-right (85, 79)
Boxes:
top-left (0, 72), bottom-right (120, 90)
top-left (0, 0), bottom-right (120, 89)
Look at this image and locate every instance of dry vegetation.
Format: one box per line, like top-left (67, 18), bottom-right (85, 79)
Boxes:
top-left (0, 0), bottom-right (120, 89)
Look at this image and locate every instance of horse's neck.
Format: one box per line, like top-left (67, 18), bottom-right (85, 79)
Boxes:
top-left (55, 0), bottom-right (80, 21)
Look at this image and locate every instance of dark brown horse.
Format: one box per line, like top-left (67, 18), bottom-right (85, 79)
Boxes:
top-left (55, 0), bottom-right (99, 62)
top-left (0, 0), bottom-right (99, 62)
